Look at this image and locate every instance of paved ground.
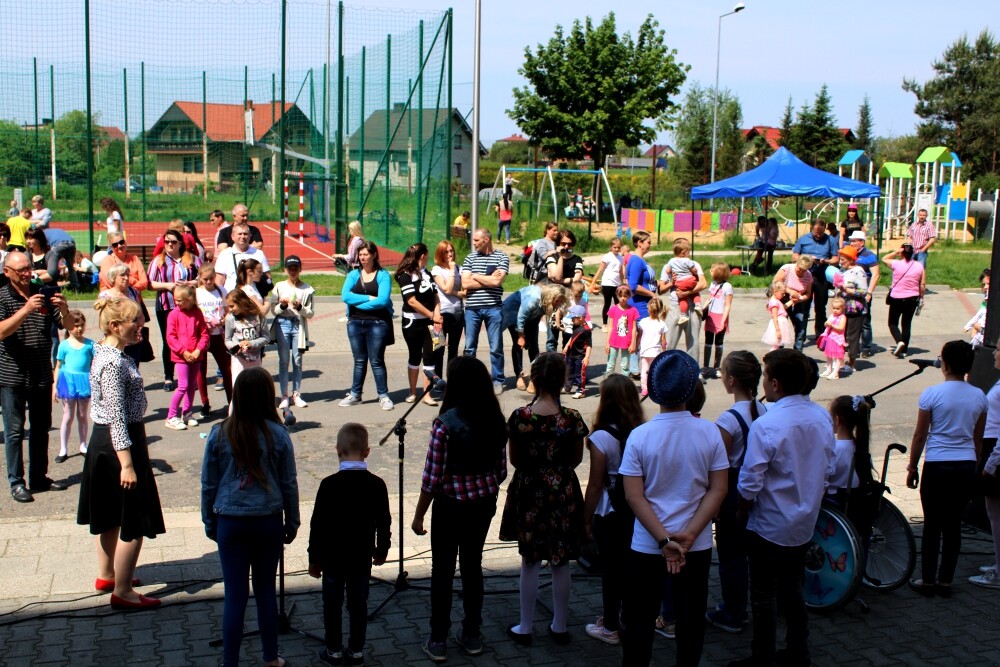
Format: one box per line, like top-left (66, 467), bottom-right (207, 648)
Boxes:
top-left (1, 283), bottom-right (1000, 666)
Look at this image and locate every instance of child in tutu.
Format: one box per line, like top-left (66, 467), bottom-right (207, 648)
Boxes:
top-left (820, 298), bottom-right (848, 379)
top-left (761, 281), bottom-right (795, 350)
top-left (54, 310), bottom-right (95, 462)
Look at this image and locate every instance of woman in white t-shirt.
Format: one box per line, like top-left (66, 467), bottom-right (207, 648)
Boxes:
top-left (620, 350), bottom-right (728, 666)
top-left (708, 351), bottom-right (765, 633)
top-left (430, 240), bottom-right (465, 377)
top-left (590, 237), bottom-right (623, 327)
top-left (195, 264), bottom-right (232, 406)
top-left (581, 374), bottom-right (645, 646)
top-left (906, 340), bottom-right (987, 597)
top-left (970, 346), bottom-right (1000, 589)
top-left (100, 197), bottom-right (124, 235)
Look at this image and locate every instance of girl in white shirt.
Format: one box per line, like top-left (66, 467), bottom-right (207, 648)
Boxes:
top-left (636, 297), bottom-right (668, 398)
top-left (582, 374), bottom-right (644, 646)
top-left (708, 351), bottom-right (766, 633)
top-left (971, 346), bottom-right (1000, 589)
top-left (906, 340), bottom-right (987, 596)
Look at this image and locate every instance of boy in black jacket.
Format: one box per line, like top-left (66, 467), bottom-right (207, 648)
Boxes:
top-left (309, 423), bottom-right (391, 666)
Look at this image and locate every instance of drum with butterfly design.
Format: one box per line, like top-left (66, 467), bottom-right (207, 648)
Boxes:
top-left (804, 506), bottom-right (864, 612)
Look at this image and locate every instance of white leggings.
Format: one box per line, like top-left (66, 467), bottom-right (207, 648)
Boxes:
top-left (60, 398), bottom-right (90, 455)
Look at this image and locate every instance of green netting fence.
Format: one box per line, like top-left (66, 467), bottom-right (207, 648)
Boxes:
top-left (0, 0), bottom-right (457, 264)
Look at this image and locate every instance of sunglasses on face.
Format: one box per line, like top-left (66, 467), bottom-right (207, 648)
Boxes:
top-left (164, 239), bottom-right (178, 246)
top-left (112, 240), bottom-right (127, 248)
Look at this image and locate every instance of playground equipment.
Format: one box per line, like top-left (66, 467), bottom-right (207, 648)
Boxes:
top-left (875, 162), bottom-right (915, 239)
top-left (488, 165), bottom-right (618, 226)
top-left (836, 150), bottom-right (877, 223)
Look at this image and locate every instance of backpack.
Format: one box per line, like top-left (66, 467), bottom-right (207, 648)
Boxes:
top-left (521, 243), bottom-right (534, 279)
top-left (600, 426), bottom-right (633, 518)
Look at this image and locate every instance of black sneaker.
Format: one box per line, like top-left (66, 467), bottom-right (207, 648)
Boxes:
top-left (318, 647), bottom-right (344, 666)
top-left (455, 631), bottom-right (483, 656)
top-left (200, 404), bottom-right (211, 419)
top-left (422, 638), bottom-right (447, 663)
top-left (163, 379), bottom-right (175, 392)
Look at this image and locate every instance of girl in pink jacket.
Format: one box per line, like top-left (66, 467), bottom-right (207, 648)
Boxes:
top-left (165, 285), bottom-right (210, 430)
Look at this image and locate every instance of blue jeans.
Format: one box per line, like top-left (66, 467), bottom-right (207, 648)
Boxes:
top-left (915, 251), bottom-right (928, 268)
top-left (346, 318), bottom-right (390, 399)
top-left (464, 306), bottom-right (504, 384)
top-left (216, 513), bottom-right (284, 667)
top-left (861, 299), bottom-right (873, 352)
top-left (791, 302), bottom-right (810, 351)
top-left (275, 318), bottom-right (302, 397)
top-left (2, 385), bottom-right (53, 488)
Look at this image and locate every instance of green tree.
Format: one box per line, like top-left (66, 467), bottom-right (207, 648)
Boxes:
top-left (794, 84), bottom-right (849, 170)
top-left (0, 121), bottom-right (33, 186)
top-left (488, 139), bottom-right (534, 165)
top-left (674, 82), bottom-right (743, 187)
top-left (778, 97), bottom-right (794, 149)
top-left (508, 13), bottom-right (688, 215)
top-left (53, 110), bottom-right (107, 184)
top-left (903, 30), bottom-right (1000, 177)
top-left (854, 95), bottom-right (874, 156)
top-left (871, 134), bottom-right (922, 166)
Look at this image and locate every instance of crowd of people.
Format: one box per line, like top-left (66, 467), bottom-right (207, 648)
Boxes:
top-left (4, 193), bottom-right (1000, 667)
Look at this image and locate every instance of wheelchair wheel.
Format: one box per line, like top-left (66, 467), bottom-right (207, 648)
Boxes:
top-left (862, 500), bottom-right (916, 591)
top-left (805, 506), bottom-right (864, 612)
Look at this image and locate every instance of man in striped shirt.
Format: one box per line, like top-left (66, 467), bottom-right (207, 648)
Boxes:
top-left (461, 229), bottom-right (509, 394)
top-left (905, 208), bottom-right (936, 268)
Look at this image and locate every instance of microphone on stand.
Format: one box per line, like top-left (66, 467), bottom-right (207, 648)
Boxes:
top-left (909, 358), bottom-right (941, 371)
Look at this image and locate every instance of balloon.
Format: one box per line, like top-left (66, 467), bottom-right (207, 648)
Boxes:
top-left (731, 267), bottom-right (741, 276)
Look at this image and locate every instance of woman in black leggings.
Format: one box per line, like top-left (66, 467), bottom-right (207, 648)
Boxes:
top-left (905, 341), bottom-right (987, 597)
top-left (881, 244), bottom-right (925, 357)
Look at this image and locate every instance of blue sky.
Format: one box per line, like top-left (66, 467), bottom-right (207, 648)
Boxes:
top-left (421, 0), bottom-right (995, 146)
top-left (4, 0), bottom-right (995, 150)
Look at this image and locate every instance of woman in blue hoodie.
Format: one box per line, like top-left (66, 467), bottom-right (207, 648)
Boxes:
top-left (201, 366), bottom-right (300, 667)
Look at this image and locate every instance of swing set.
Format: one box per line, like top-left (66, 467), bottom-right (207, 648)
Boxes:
top-left (487, 165), bottom-right (618, 225)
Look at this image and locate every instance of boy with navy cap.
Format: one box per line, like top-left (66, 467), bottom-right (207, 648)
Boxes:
top-left (620, 350), bottom-right (729, 666)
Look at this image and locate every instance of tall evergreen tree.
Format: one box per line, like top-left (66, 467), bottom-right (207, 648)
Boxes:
top-left (854, 96), bottom-right (874, 156)
top-left (778, 97), bottom-right (794, 148)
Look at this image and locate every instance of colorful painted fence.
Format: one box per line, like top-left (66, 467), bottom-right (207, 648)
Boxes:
top-left (619, 208), bottom-right (739, 237)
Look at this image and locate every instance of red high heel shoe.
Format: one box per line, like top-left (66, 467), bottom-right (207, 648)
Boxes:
top-left (95, 577), bottom-right (142, 592)
top-left (110, 593), bottom-right (161, 610)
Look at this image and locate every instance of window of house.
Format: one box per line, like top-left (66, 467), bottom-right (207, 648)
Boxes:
top-left (397, 160), bottom-right (410, 175)
top-left (453, 133), bottom-right (462, 149)
top-left (454, 162), bottom-right (461, 179)
top-left (183, 156), bottom-right (204, 173)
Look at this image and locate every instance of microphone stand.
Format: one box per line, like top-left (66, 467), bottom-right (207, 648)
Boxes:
top-left (863, 361), bottom-right (931, 408)
top-left (368, 377), bottom-right (443, 620)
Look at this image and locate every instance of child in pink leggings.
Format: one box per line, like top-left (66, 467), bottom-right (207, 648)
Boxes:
top-left (165, 285), bottom-right (209, 430)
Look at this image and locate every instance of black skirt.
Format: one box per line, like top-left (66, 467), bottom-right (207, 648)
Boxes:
top-left (77, 423), bottom-right (166, 542)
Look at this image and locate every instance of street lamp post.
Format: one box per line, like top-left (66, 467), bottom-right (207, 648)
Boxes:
top-left (709, 2), bottom-right (746, 189)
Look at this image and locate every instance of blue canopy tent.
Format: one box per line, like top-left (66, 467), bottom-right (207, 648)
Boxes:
top-left (689, 147), bottom-right (883, 252)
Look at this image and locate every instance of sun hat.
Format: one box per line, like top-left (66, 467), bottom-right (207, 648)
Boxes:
top-left (567, 304), bottom-right (586, 319)
top-left (848, 231), bottom-right (866, 241)
top-left (647, 350), bottom-right (701, 408)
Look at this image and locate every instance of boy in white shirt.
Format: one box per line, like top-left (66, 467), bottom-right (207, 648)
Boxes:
top-left (731, 349), bottom-right (835, 667)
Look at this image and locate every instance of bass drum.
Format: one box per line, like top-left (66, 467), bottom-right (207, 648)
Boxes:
top-left (804, 506), bottom-right (864, 612)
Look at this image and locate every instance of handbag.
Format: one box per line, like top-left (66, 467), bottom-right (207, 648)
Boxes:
top-left (137, 296), bottom-right (154, 362)
top-left (816, 330), bottom-right (829, 351)
top-left (885, 261), bottom-right (916, 305)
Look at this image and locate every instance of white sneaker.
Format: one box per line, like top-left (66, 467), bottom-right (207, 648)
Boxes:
top-left (165, 417), bottom-right (187, 431)
top-left (278, 396), bottom-right (290, 410)
top-left (379, 395), bottom-right (395, 411)
top-left (693, 304), bottom-right (705, 319)
top-left (819, 367), bottom-right (833, 378)
top-left (338, 394), bottom-right (362, 407)
top-left (677, 314), bottom-right (690, 325)
top-left (893, 341), bottom-right (905, 357)
top-left (572, 390), bottom-right (585, 399)
top-left (183, 413), bottom-right (199, 427)
top-left (969, 570), bottom-right (1000, 589)
top-left (980, 564), bottom-right (998, 574)
top-left (80, 442), bottom-right (88, 455)
top-left (292, 393), bottom-right (308, 408)
top-left (493, 382), bottom-right (504, 396)
top-left (827, 371), bottom-right (840, 381)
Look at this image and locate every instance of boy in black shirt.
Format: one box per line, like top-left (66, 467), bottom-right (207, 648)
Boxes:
top-left (309, 423), bottom-right (391, 666)
top-left (562, 304), bottom-right (592, 399)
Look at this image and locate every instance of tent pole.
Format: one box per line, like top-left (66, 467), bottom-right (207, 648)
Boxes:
top-left (795, 197), bottom-right (800, 240)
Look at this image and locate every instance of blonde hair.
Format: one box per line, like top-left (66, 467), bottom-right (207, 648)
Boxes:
top-left (173, 284), bottom-right (195, 302)
top-left (93, 296), bottom-right (139, 335)
top-left (796, 256), bottom-right (815, 271)
top-left (771, 280), bottom-right (787, 294)
top-left (830, 297), bottom-right (846, 311)
top-left (106, 263), bottom-right (130, 283)
top-left (648, 296), bottom-right (666, 320)
top-left (672, 238), bottom-right (691, 256)
top-left (348, 220), bottom-right (363, 237)
top-left (539, 283), bottom-right (567, 313)
top-left (198, 263), bottom-right (216, 280)
top-left (710, 262), bottom-right (730, 283)
top-left (168, 219), bottom-right (185, 234)
top-left (570, 280), bottom-right (585, 300)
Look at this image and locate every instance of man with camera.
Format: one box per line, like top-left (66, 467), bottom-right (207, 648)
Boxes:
top-left (0, 251), bottom-right (70, 503)
top-left (543, 229), bottom-right (584, 350)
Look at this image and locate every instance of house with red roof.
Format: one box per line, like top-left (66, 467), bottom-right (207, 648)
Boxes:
top-left (742, 126), bottom-right (857, 151)
top-left (146, 101), bottom-right (319, 192)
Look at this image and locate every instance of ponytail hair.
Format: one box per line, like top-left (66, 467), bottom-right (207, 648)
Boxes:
top-left (830, 395), bottom-right (873, 482)
top-left (722, 350), bottom-right (763, 420)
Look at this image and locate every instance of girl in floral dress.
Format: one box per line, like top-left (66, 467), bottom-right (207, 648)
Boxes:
top-left (500, 352), bottom-right (588, 646)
